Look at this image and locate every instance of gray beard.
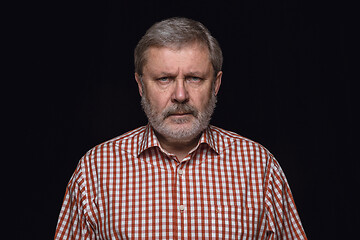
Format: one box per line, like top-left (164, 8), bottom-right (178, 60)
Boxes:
top-left (141, 92), bottom-right (217, 142)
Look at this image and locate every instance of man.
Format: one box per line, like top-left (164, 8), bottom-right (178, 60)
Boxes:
top-left (55, 17), bottom-right (307, 239)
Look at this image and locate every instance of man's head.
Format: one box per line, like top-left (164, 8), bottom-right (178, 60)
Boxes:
top-left (134, 17), bottom-right (223, 143)
top-left (134, 17), bottom-right (223, 76)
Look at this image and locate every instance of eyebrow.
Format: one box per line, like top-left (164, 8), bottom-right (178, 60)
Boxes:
top-left (159, 71), bottom-right (177, 76)
top-left (186, 71), bottom-right (204, 76)
top-left (151, 71), bottom-right (207, 78)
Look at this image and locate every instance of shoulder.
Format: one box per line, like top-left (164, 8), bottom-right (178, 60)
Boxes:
top-left (70, 126), bottom-right (146, 184)
top-left (210, 125), bottom-right (273, 157)
top-left (84, 126), bottom-right (146, 157)
top-left (72, 126), bottom-right (147, 176)
top-left (210, 125), bottom-right (285, 182)
top-left (209, 125), bottom-right (282, 171)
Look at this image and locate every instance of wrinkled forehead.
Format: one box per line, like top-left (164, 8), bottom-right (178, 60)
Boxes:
top-left (142, 41), bottom-right (211, 72)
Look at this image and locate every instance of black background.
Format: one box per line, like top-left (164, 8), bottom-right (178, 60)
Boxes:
top-left (11, 0), bottom-right (356, 239)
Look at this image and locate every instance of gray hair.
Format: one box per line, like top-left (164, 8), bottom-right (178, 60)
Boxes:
top-left (134, 17), bottom-right (223, 76)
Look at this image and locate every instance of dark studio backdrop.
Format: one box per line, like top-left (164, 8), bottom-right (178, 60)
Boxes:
top-left (13, 0), bottom-right (356, 239)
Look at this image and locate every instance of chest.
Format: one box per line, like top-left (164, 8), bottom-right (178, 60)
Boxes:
top-left (93, 158), bottom-right (267, 239)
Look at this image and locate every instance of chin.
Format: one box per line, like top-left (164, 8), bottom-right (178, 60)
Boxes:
top-left (156, 120), bottom-right (204, 142)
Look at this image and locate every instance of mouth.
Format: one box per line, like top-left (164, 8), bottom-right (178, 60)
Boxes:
top-left (165, 112), bottom-right (194, 122)
top-left (168, 111), bottom-right (193, 117)
top-left (171, 112), bottom-right (191, 115)
top-left (166, 112), bottom-right (193, 124)
top-left (163, 104), bottom-right (198, 119)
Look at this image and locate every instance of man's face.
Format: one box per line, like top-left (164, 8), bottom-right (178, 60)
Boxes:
top-left (135, 43), bottom-right (222, 142)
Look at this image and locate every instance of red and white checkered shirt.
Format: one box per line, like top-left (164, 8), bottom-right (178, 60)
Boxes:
top-left (55, 124), bottom-right (306, 239)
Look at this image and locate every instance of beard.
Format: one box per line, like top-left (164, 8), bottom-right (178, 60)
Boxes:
top-left (141, 91), bottom-right (217, 142)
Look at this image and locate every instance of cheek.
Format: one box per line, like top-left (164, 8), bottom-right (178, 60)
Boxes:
top-left (190, 89), bottom-right (213, 109)
top-left (145, 89), bottom-right (171, 110)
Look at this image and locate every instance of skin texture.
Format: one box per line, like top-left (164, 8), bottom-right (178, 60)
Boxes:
top-left (135, 43), bottom-right (222, 161)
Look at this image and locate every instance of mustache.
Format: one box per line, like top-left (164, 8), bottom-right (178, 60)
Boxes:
top-left (163, 104), bottom-right (199, 119)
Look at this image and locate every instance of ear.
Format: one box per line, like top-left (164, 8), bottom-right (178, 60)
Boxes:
top-left (135, 73), bottom-right (143, 97)
top-left (214, 71), bottom-right (222, 96)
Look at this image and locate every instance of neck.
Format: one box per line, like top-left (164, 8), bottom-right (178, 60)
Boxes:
top-left (155, 132), bottom-right (201, 161)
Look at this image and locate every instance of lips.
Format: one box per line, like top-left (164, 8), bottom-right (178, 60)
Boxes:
top-left (167, 112), bottom-right (193, 119)
top-left (163, 104), bottom-right (198, 118)
top-left (171, 112), bottom-right (191, 116)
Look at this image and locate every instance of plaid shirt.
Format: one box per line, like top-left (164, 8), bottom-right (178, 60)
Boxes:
top-left (55, 124), bottom-right (306, 239)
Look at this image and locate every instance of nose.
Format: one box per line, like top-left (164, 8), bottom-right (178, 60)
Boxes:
top-left (171, 79), bottom-right (189, 103)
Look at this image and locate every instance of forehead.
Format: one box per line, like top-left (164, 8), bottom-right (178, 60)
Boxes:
top-left (143, 43), bottom-right (212, 75)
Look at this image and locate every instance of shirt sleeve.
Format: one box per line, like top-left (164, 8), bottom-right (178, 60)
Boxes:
top-left (264, 157), bottom-right (307, 240)
top-left (54, 161), bottom-right (96, 240)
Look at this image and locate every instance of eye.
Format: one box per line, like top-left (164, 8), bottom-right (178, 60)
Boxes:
top-left (187, 76), bottom-right (202, 83)
top-left (156, 77), bottom-right (171, 83)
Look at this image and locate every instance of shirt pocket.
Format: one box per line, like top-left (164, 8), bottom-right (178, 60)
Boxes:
top-left (209, 205), bottom-right (262, 239)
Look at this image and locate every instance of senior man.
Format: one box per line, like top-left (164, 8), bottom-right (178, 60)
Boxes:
top-left (55, 17), bottom-right (307, 239)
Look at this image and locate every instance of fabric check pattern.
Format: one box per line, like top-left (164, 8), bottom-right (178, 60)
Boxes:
top-left (55, 125), bottom-right (307, 239)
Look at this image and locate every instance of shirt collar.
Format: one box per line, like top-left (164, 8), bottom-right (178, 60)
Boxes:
top-left (196, 125), bottom-right (220, 155)
top-left (137, 124), bottom-right (220, 157)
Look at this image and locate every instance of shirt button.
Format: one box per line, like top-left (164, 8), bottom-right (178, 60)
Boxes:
top-left (178, 169), bottom-right (184, 175)
top-left (179, 205), bottom-right (185, 211)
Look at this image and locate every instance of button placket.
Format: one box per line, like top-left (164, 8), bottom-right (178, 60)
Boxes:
top-left (179, 205), bottom-right (185, 211)
top-left (174, 164), bottom-right (185, 239)
top-left (176, 164), bottom-right (187, 216)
